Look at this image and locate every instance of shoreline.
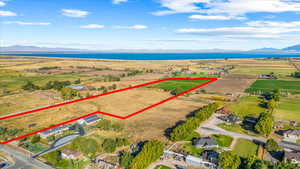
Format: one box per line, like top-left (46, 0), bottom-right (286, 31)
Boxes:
top-left (1, 53), bottom-right (300, 62)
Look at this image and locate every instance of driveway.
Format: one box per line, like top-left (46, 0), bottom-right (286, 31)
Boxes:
top-left (197, 114), bottom-right (300, 151)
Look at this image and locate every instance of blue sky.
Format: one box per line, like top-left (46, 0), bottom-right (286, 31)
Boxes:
top-left (1, 0), bottom-right (300, 50)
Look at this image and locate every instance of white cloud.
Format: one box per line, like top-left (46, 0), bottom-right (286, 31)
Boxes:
top-left (247, 21), bottom-right (300, 28)
top-left (115, 24), bottom-right (148, 29)
top-left (0, 11), bottom-right (17, 16)
top-left (189, 14), bottom-right (246, 20)
top-left (80, 24), bottom-right (104, 29)
top-left (112, 0), bottom-right (128, 4)
top-left (153, 0), bottom-right (300, 17)
top-left (0, 1), bottom-right (6, 7)
top-left (2, 21), bottom-right (51, 26)
top-left (62, 9), bottom-right (89, 18)
top-left (152, 0), bottom-right (209, 16)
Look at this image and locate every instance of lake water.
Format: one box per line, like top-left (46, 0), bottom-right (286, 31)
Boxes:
top-left (4, 52), bottom-right (300, 60)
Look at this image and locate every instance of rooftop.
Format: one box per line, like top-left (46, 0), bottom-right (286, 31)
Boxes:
top-left (193, 137), bottom-right (218, 147)
top-left (83, 115), bottom-right (101, 123)
top-left (285, 151), bottom-right (300, 161)
top-left (40, 125), bottom-right (69, 135)
top-left (284, 129), bottom-right (300, 136)
top-left (62, 148), bottom-right (82, 157)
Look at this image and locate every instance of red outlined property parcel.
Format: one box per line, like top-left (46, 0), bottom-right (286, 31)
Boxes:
top-left (0, 77), bottom-right (217, 144)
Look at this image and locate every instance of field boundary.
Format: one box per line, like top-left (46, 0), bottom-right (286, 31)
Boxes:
top-left (0, 77), bottom-right (217, 144)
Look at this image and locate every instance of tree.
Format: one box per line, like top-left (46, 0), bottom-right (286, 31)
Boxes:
top-left (102, 138), bottom-right (117, 153)
top-left (22, 81), bottom-right (40, 91)
top-left (74, 79), bottom-right (81, 84)
top-left (265, 139), bottom-right (280, 152)
top-left (273, 161), bottom-right (298, 169)
top-left (69, 137), bottom-right (99, 157)
top-left (60, 88), bottom-right (78, 100)
top-left (255, 112), bottom-right (273, 136)
top-left (119, 151), bottom-right (134, 169)
top-left (169, 103), bottom-right (218, 141)
top-left (47, 135), bottom-right (56, 142)
top-left (252, 160), bottom-right (268, 169)
top-left (272, 89), bottom-right (280, 102)
top-left (97, 119), bottom-right (112, 130)
top-left (245, 155), bottom-right (259, 169)
top-left (130, 140), bottom-right (164, 169)
top-left (292, 72), bottom-right (300, 78)
top-left (267, 99), bottom-right (277, 112)
top-left (219, 151), bottom-right (241, 169)
top-left (31, 135), bottom-right (41, 144)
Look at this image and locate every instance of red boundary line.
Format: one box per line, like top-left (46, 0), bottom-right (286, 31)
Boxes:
top-left (0, 77), bottom-right (217, 144)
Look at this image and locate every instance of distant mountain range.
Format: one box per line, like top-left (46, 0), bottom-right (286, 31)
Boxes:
top-left (0, 44), bottom-right (300, 53)
top-left (282, 44), bottom-right (300, 51)
top-left (0, 45), bottom-right (87, 53)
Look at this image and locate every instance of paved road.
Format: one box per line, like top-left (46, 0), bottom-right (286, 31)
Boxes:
top-left (33, 125), bottom-right (84, 158)
top-left (0, 145), bottom-right (53, 169)
top-left (198, 114), bottom-right (300, 151)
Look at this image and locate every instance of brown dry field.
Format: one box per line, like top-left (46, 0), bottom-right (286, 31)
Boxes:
top-left (202, 74), bottom-right (256, 94)
top-left (0, 86), bottom-right (206, 142)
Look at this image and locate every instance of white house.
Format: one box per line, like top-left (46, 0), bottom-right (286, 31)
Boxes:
top-left (77, 115), bottom-right (101, 125)
top-left (61, 149), bottom-right (83, 160)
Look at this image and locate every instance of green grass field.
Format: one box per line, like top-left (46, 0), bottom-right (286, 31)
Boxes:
top-left (0, 69), bottom-right (88, 91)
top-left (232, 66), bottom-right (295, 76)
top-left (233, 139), bottom-right (259, 158)
top-left (274, 97), bottom-right (300, 122)
top-left (211, 134), bottom-right (233, 147)
top-left (148, 79), bottom-right (209, 94)
top-left (245, 80), bottom-right (300, 94)
top-left (226, 96), bottom-right (266, 118)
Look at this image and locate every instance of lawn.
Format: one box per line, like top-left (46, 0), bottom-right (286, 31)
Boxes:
top-left (226, 96), bottom-right (266, 118)
top-left (154, 165), bottom-right (172, 169)
top-left (245, 80), bottom-right (300, 94)
top-left (180, 142), bottom-right (204, 156)
top-left (211, 134), bottom-right (233, 147)
top-left (148, 79), bottom-right (209, 94)
top-left (22, 142), bottom-right (48, 153)
top-left (233, 139), bottom-right (259, 158)
top-left (217, 123), bottom-right (260, 137)
top-left (273, 97), bottom-right (300, 122)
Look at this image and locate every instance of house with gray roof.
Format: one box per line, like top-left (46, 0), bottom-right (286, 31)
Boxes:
top-left (193, 137), bottom-right (218, 149)
top-left (283, 129), bottom-right (300, 143)
top-left (38, 125), bottom-right (69, 138)
top-left (284, 151), bottom-right (300, 167)
top-left (77, 115), bottom-right (101, 125)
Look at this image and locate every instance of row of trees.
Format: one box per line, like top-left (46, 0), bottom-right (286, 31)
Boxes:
top-left (169, 103), bottom-right (219, 141)
top-left (60, 88), bottom-right (78, 100)
top-left (219, 151), bottom-right (298, 169)
top-left (0, 127), bottom-right (23, 141)
top-left (129, 140), bottom-right (164, 169)
top-left (22, 80), bottom-right (72, 91)
top-left (291, 72), bottom-right (300, 78)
